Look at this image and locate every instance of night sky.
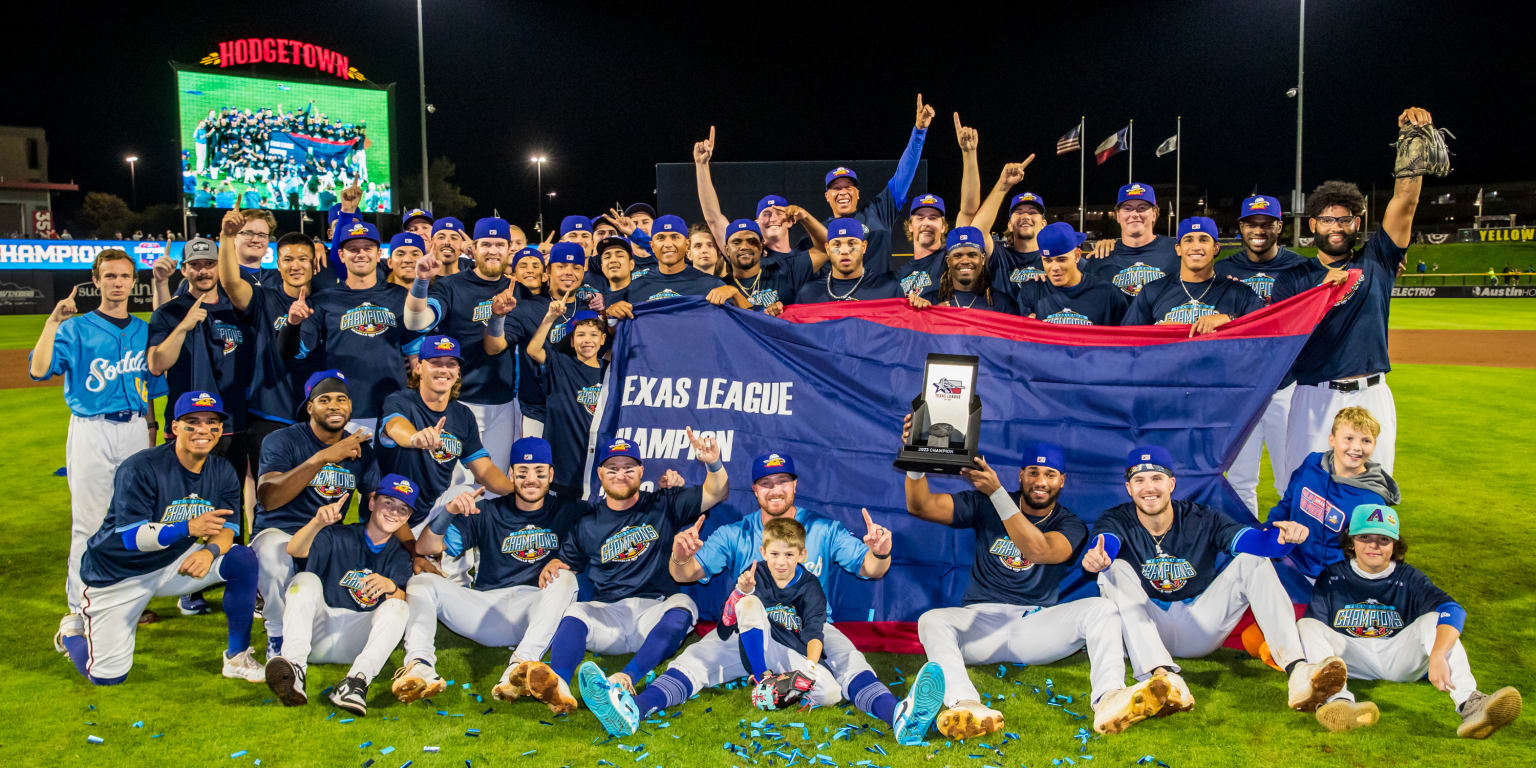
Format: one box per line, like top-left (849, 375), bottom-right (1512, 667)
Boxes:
top-left (8, 0), bottom-right (1533, 229)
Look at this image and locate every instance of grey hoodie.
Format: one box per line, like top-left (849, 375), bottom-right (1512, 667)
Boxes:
top-left (1322, 450), bottom-right (1401, 505)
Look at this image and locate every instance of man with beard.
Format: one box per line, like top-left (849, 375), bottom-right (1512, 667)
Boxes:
top-left (896, 194), bottom-right (952, 296)
top-left (385, 233), bottom-right (426, 291)
top-left (1270, 107), bottom-right (1432, 480)
top-left (429, 217), bottom-right (472, 275)
top-left (513, 434), bottom-right (729, 714)
top-left (912, 227), bottom-right (1017, 313)
top-left (1013, 223), bottom-right (1128, 325)
top-left (953, 114), bottom-right (1048, 292)
top-left (793, 219), bottom-right (905, 304)
top-left (669, 453), bottom-right (947, 745)
top-left (391, 437), bottom-right (582, 705)
top-left (1122, 217), bottom-right (1261, 333)
top-left (721, 215), bottom-right (827, 315)
top-left (405, 217), bottom-right (521, 475)
top-left (603, 215), bottom-right (751, 318)
top-left (1085, 183), bottom-right (1182, 298)
top-left (905, 436), bottom-right (1170, 738)
top-left (1215, 195), bottom-right (1312, 515)
top-left (251, 370), bottom-right (378, 660)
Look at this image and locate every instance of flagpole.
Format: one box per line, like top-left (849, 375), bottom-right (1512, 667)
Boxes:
top-left (1128, 119), bottom-right (1134, 183)
top-left (1175, 116), bottom-right (1182, 226)
top-left (1078, 116), bottom-right (1086, 231)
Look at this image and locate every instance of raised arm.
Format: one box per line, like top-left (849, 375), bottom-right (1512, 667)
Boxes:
top-left (147, 292), bottom-right (211, 376)
top-left (216, 208), bottom-right (254, 311)
top-left (1382, 107), bottom-right (1434, 248)
top-left (258, 430), bottom-right (370, 511)
top-left (28, 288), bottom-right (77, 380)
top-left (525, 297), bottom-right (567, 366)
top-left (786, 205), bottom-right (831, 272)
top-left (886, 95), bottom-right (935, 208)
top-left (693, 126), bottom-right (730, 247)
top-left (687, 427), bottom-right (730, 510)
top-left (954, 112), bottom-right (980, 222)
top-left (969, 159), bottom-right (1033, 236)
top-left (403, 252), bottom-right (442, 331)
top-left (482, 285), bottom-right (518, 355)
top-left (286, 493), bottom-right (346, 558)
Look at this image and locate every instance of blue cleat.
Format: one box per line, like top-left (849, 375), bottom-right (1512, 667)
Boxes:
top-left (179, 591), bottom-right (214, 616)
top-left (577, 661), bottom-right (639, 738)
top-left (893, 661), bottom-right (946, 746)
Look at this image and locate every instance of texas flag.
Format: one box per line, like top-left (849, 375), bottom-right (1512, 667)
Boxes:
top-left (1096, 126), bottom-right (1129, 165)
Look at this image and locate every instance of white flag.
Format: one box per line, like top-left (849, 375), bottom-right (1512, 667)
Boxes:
top-left (1155, 135), bottom-right (1178, 158)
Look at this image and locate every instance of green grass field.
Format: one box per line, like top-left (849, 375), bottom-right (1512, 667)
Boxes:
top-left (1, 310), bottom-right (1532, 767)
top-left (1233, 241), bottom-right (1536, 277)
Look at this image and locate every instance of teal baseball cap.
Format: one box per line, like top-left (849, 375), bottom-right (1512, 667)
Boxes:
top-left (1348, 504), bottom-right (1400, 540)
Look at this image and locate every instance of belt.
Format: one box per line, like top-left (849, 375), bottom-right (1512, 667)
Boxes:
top-left (1328, 374), bottom-right (1383, 393)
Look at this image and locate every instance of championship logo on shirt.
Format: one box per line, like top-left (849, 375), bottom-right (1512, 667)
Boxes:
top-left (577, 384), bottom-right (602, 415)
top-left (749, 288), bottom-right (781, 307)
top-left (1300, 487), bottom-right (1346, 532)
top-left (766, 603), bottom-right (803, 633)
top-left (1332, 598), bottom-right (1404, 638)
top-left (631, 268), bottom-right (652, 280)
top-left (900, 271), bottom-right (933, 295)
top-left (214, 321), bottom-right (244, 355)
top-left (1010, 266), bottom-right (1045, 285)
top-left (1333, 268), bottom-right (1364, 308)
top-left (1044, 308), bottom-right (1091, 325)
top-left (430, 432), bottom-right (464, 464)
top-left (161, 494), bottom-right (214, 523)
top-left (340, 568), bottom-right (383, 608)
top-left (549, 321), bottom-right (569, 345)
top-left (273, 314), bottom-right (289, 333)
top-left (988, 537), bottom-right (1034, 572)
top-left (309, 463), bottom-right (357, 499)
top-left (472, 299), bottom-right (494, 324)
top-left (1112, 263), bottom-right (1165, 296)
top-left (501, 525), bottom-right (559, 563)
top-left (647, 289), bottom-right (683, 302)
top-left (1160, 300), bottom-right (1216, 325)
top-left (340, 302), bottom-right (398, 337)
top-left (600, 524), bottom-right (659, 563)
top-left (1242, 273), bottom-right (1277, 303)
top-left (1141, 554), bottom-right (1196, 593)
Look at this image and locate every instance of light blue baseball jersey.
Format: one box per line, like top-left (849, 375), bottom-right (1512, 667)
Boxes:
top-left (694, 507), bottom-right (870, 592)
top-left (29, 312), bottom-right (166, 416)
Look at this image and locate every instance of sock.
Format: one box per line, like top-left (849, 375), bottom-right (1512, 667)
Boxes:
top-left (739, 628), bottom-right (769, 679)
top-left (632, 668), bottom-right (694, 719)
top-left (1284, 660), bottom-right (1301, 676)
top-left (620, 609), bottom-right (692, 683)
top-left (64, 635), bottom-right (90, 677)
top-left (848, 670), bottom-right (898, 726)
top-left (549, 617), bottom-right (590, 682)
top-left (218, 546), bottom-right (259, 657)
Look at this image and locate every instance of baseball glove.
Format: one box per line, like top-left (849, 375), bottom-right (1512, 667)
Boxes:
top-left (750, 671), bottom-right (816, 711)
top-left (1392, 122), bottom-right (1455, 178)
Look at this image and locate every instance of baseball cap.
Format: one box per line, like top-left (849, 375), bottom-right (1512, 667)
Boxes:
top-left (547, 242), bottom-right (585, 265)
top-left (183, 236), bottom-right (218, 263)
top-left (1035, 222), bottom-right (1088, 258)
top-left (944, 226), bottom-right (986, 255)
top-left (173, 391), bottom-right (230, 422)
top-left (596, 437), bottom-right (641, 467)
top-left (1177, 216), bottom-right (1218, 241)
top-left (474, 217), bottom-right (511, 241)
top-left (1348, 504), bottom-right (1401, 540)
top-left (511, 436), bottom-right (553, 466)
top-left (824, 167), bottom-right (860, 187)
top-left (1125, 445), bottom-right (1175, 479)
top-left (596, 236), bottom-right (632, 256)
top-left (1116, 182), bottom-right (1157, 208)
top-left (726, 219), bottom-right (763, 240)
top-left (303, 369), bottom-right (349, 401)
top-left (1240, 195), bottom-right (1283, 221)
top-left (418, 335), bottom-right (462, 362)
top-left (562, 309), bottom-right (604, 345)
top-left (752, 452), bottom-right (797, 482)
top-left (389, 232), bottom-right (426, 253)
top-left (624, 202), bottom-right (658, 219)
top-left (756, 195), bottom-right (788, 217)
top-left (511, 246), bottom-right (544, 267)
top-left (909, 193), bottom-right (946, 216)
top-left (560, 215), bottom-right (593, 236)
top-left (651, 215), bottom-right (687, 235)
top-left (1010, 192), bottom-right (1046, 214)
top-left (333, 220), bottom-right (381, 251)
top-left (374, 473), bottom-right (420, 508)
top-left (1022, 442), bottom-right (1066, 473)
top-left (826, 217), bottom-right (866, 241)
top-left (431, 217), bottom-right (466, 236)
top-left (402, 208), bottom-right (434, 227)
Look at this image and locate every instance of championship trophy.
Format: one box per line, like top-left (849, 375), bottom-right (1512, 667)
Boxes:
top-left (893, 353), bottom-right (982, 474)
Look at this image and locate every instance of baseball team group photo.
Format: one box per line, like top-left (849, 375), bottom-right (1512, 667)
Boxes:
top-left (4, 2), bottom-right (1533, 767)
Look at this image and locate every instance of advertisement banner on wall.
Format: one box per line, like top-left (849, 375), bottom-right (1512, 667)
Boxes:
top-left (0, 239), bottom-right (278, 270)
top-left (1392, 285), bottom-right (1536, 298)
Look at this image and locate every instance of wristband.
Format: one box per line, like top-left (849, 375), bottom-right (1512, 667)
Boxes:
top-left (988, 486), bottom-right (1021, 522)
top-left (906, 471), bottom-right (926, 480)
top-left (205, 542), bottom-right (222, 559)
top-left (871, 551), bottom-right (890, 560)
top-left (487, 314), bottom-right (506, 337)
top-left (410, 277), bottom-right (430, 299)
top-left (428, 513), bottom-right (454, 535)
top-left (706, 459), bottom-right (724, 472)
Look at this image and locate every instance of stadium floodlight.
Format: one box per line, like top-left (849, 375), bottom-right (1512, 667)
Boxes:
top-left (125, 156), bottom-right (139, 209)
top-left (531, 155), bottom-right (549, 236)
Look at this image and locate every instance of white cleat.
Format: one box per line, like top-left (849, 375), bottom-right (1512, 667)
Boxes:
top-left (222, 647), bottom-right (267, 683)
top-left (391, 658), bottom-right (448, 704)
top-left (1094, 676), bottom-right (1173, 735)
top-left (1288, 657), bottom-right (1347, 712)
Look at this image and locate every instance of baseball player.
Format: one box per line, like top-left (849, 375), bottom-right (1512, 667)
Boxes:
top-left (226, 207), bottom-right (280, 289)
top-left (390, 437), bottom-right (582, 704)
top-left (580, 518), bottom-right (848, 737)
top-left (559, 215), bottom-right (596, 258)
top-left (251, 370), bottom-right (380, 658)
top-left (719, 217), bottom-right (827, 315)
top-left (1082, 446), bottom-right (1344, 713)
top-left (1271, 108), bottom-right (1435, 481)
top-left (692, 128), bottom-right (821, 264)
top-left (910, 227), bottom-right (1017, 313)
top-left (510, 246), bottom-right (547, 298)
top-left (1012, 223), bottom-right (1128, 326)
top-left (1215, 195), bottom-right (1312, 515)
top-left (668, 452), bottom-right (945, 744)
top-left (904, 433), bottom-right (1171, 737)
top-left (1299, 505), bottom-right (1522, 738)
top-left (1084, 183), bottom-right (1181, 298)
top-left (31, 249), bottom-right (163, 638)
top-left (589, 237), bottom-right (637, 302)
top-left (385, 232), bottom-right (427, 291)
top-left (428, 217), bottom-right (473, 275)
top-left (596, 209), bottom-right (658, 278)
top-left (1121, 217), bottom-right (1262, 332)
top-left (689, 224), bottom-right (727, 277)
top-left (603, 216), bottom-right (751, 317)
top-left (792, 219), bottom-right (905, 304)
top-left (513, 434), bottom-right (728, 715)
top-left (61, 392), bottom-right (263, 684)
top-left (402, 208), bottom-right (434, 240)
top-left (501, 242), bottom-right (595, 438)
top-left (961, 157), bottom-right (1051, 292)
top-left (895, 194), bottom-right (953, 297)
top-left (264, 474), bottom-right (418, 716)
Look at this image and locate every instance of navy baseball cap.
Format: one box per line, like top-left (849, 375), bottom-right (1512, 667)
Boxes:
top-left (756, 195), bottom-right (788, 216)
top-left (303, 369), bottom-right (349, 401)
top-left (511, 436), bottom-right (554, 466)
top-left (1177, 216), bottom-right (1219, 241)
top-left (945, 226), bottom-right (986, 254)
top-left (596, 437), bottom-right (641, 467)
top-left (1036, 222), bottom-right (1088, 258)
top-left (173, 391), bottom-right (230, 422)
top-left (389, 232), bottom-right (426, 253)
top-left (825, 166), bottom-right (859, 187)
top-left (474, 217), bottom-right (511, 241)
top-left (909, 193), bottom-right (945, 216)
top-left (1022, 442), bottom-right (1066, 473)
top-left (374, 474), bottom-right (420, 508)
top-left (826, 217), bottom-right (866, 241)
top-left (1116, 182), bottom-right (1157, 208)
top-left (1240, 195), bottom-right (1283, 221)
top-left (1010, 192), bottom-right (1047, 214)
top-left (651, 215), bottom-right (687, 235)
top-left (402, 208), bottom-right (434, 226)
top-left (560, 215), bottom-right (593, 236)
top-left (1126, 446), bottom-right (1176, 479)
top-left (547, 242), bottom-right (585, 265)
top-left (512, 246), bottom-right (544, 268)
top-left (419, 335), bottom-right (462, 362)
top-left (726, 219), bottom-right (763, 240)
top-left (624, 202), bottom-right (658, 219)
top-left (333, 220), bottom-right (381, 250)
top-left (752, 452), bottom-right (797, 482)
top-left (431, 217), bottom-right (466, 236)
top-left (596, 236), bottom-right (632, 256)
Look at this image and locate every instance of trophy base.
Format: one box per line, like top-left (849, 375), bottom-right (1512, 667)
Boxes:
top-left (893, 448), bottom-right (977, 475)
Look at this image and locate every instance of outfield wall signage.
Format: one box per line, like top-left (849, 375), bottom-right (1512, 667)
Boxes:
top-left (201, 38), bottom-right (365, 81)
top-left (1457, 226), bottom-right (1536, 243)
top-left (0, 239), bottom-right (276, 270)
top-left (1392, 285), bottom-right (1536, 298)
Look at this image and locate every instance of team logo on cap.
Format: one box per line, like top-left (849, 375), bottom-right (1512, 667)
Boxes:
top-left (192, 393), bottom-right (217, 406)
top-left (340, 568), bottom-right (382, 608)
top-left (161, 494), bottom-right (214, 523)
top-left (932, 378), bottom-right (965, 400)
top-left (600, 524), bottom-right (659, 562)
top-left (433, 337), bottom-right (456, 351)
top-left (309, 463), bottom-right (357, 500)
top-left (1044, 308), bottom-right (1091, 325)
top-left (341, 302), bottom-right (398, 337)
top-left (1125, 184), bottom-right (1146, 196)
top-left (1141, 553), bottom-right (1196, 593)
top-left (348, 223), bottom-right (368, 236)
top-left (1333, 599), bottom-right (1405, 638)
top-left (392, 478), bottom-right (414, 494)
top-left (831, 167), bottom-right (851, 176)
top-left (1023, 194), bottom-right (1040, 202)
top-left (608, 439), bottom-right (632, 453)
top-left (1140, 453), bottom-right (1151, 461)
top-left (989, 538), bottom-right (1035, 572)
top-left (1247, 198), bottom-right (1271, 211)
top-left (430, 433), bottom-right (463, 464)
top-left (577, 384), bottom-right (602, 415)
top-left (502, 525), bottom-right (559, 563)
top-left (762, 454), bottom-right (787, 469)
top-left (917, 195), bottom-right (937, 205)
top-left (1190, 223), bottom-right (1203, 230)
top-left (407, 209), bottom-right (427, 217)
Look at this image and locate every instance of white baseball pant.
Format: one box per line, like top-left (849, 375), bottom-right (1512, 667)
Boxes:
top-left (79, 544), bottom-right (229, 680)
top-left (280, 571), bottom-right (408, 684)
top-left (65, 413), bottom-right (149, 613)
top-left (1229, 384), bottom-right (1294, 516)
top-left (1298, 613), bottom-right (1477, 708)
top-left (402, 570), bottom-right (577, 666)
top-left (521, 417), bottom-right (544, 439)
top-left (459, 398), bottom-right (520, 483)
top-left (1284, 376), bottom-right (1395, 483)
top-left (413, 487), bottom-right (479, 587)
top-left (819, 622), bottom-right (877, 691)
top-left (668, 595), bottom-right (842, 708)
top-left (251, 528), bottom-right (296, 640)
top-left (562, 593), bottom-right (698, 655)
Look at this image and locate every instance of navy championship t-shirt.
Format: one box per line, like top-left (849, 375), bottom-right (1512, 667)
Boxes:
top-left (733, 251), bottom-right (817, 310)
top-left (255, 422), bottom-right (379, 535)
top-left (425, 269), bottom-right (517, 405)
top-left (304, 523), bottom-right (413, 612)
top-left (1270, 228), bottom-right (1407, 385)
top-left (950, 490), bottom-right (1088, 607)
top-left (991, 240), bottom-right (1045, 292)
top-left (715, 561), bottom-right (827, 657)
top-left (1213, 247), bottom-right (1310, 306)
top-left (1121, 274), bottom-right (1263, 326)
top-left (148, 291), bottom-right (254, 431)
top-left (621, 267), bottom-right (726, 304)
top-left (243, 283), bottom-right (321, 424)
top-left (1015, 274), bottom-right (1128, 325)
top-left (376, 390), bottom-right (488, 526)
top-left (1305, 560), bottom-right (1453, 639)
top-left (1089, 500), bottom-right (1251, 602)
top-left (539, 350), bottom-right (607, 490)
top-left (897, 253), bottom-right (946, 297)
top-left (557, 486), bottom-right (705, 602)
top-left (1086, 236), bottom-right (1181, 298)
top-left (445, 494), bottom-right (583, 591)
top-left (794, 270), bottom-right (904, 304)
top-left (296, 281), bottom-right (419, 419)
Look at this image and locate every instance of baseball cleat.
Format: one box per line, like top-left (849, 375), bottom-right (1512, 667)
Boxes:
top-left (391, 658), bottom-right (447, 704)
top-left (1457, 687), bottom-right (1522, 739)
top-left (1093, 676), bottom-right (1172, 734)
top-left (329, 674), bottom-right (371, 716)
top-left (608, 671), bottom-right (636, 696)
top-left (936, 700), bottom-right (1004, 741)
top-left (178, 592), bottom-right (215, 616)
top-left (578, 661), bottom-right (640, 737)
top-left (222, 647), bottom-right (266, 683)
top-left (1315, 699), bottom-right (1379, 732)
top-left (493, 660), bottom-right (536, 701)
top-left (524, 661), bottom-right (579, 714)
top-left (894, 662), bottom-right (946, 745)
top-left (265, 656), bottom-right (308, 706)
top-left (1151, 668), bottom-right (1195, 715)
top-left (1288, 657), bottom-right (1348, 712)
top-left (54, 614), bottom-right (83, 655)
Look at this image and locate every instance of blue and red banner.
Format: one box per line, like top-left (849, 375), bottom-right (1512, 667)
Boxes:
top-left (589, 276), bottom-right (1358, 631)
top-left (268, 131), bottom-right (358, 164)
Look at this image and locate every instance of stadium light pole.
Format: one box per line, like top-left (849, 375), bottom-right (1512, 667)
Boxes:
top-left (531, 155), bottom-right (548, 236)
top-left (416, 0), bottom-right (431, 212)
top-left (1292, 0), bottom-right (1305, 247)
top-left (124, 155), bottom-right (139, 209)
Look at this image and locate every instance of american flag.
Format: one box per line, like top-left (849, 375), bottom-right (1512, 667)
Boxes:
top-left (1056, 124), bottom-right (1082, 155)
